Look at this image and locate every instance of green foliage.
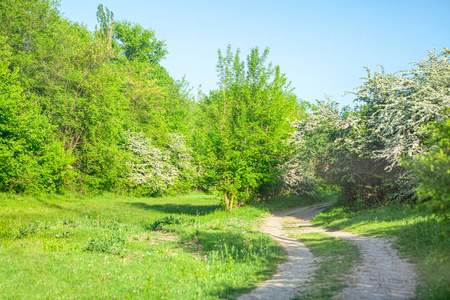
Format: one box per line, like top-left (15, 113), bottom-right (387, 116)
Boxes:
top-left (0, 1), bottom-right (196, 195)
top-left (95, 4), bottom-right (114, 43)
top-left (147, 215), bottom-right (194, 231)
top-left (113, 20), bottom-right (168, 63)
top-left (408, 118), bottom-right (450, 230)
top-left (0, 36), bottom-right (75, 193)
top-left (0, 192), bottom-right (285, 299)
top-left (84, 231), bottom-right (127, 255)
top-left (197, 46), bottom-right (299, 207)
top-left (1, 0), bottom-right (128, 192)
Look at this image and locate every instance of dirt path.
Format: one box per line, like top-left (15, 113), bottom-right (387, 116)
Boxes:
top-left (239, 203), bottom-right (417, 300)
top-left (238, 203), bottom-right (330, 300)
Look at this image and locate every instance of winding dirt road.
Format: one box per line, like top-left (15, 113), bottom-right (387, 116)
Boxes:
top-left (238, 203), bottom-right (417, 300)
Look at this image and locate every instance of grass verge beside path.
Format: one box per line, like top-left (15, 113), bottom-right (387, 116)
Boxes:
top-left (313, 204), bottom-right (450, 300)
top-left (0, 192), bottom-right (324, 299)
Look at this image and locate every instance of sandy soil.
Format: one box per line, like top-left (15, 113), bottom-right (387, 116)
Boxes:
top-left (238, 203), bottom-right (417, 300)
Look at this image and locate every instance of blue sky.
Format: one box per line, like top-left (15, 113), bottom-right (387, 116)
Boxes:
top-left (59, 0), bottom-right (449, 107)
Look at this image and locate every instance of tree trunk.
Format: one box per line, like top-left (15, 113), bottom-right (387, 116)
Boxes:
top-left (224, 191), bottom-right (230, 209)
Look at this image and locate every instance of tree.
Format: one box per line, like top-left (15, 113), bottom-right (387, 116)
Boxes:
top-left (0, 37), bottom-right (74, 193)
top-left (0, 1), bottom-right (197, 194)
top-left (290, 48), bottom-right (450, 207)
top-left (197, 46), bottom-right (299, 208)
top-left (113, 20), bottom-right (167, 63)
top-left (353, 49), bottom-right (450, 169)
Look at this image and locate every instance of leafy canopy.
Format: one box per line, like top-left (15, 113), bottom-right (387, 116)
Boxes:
top-left (197, 46), bottom-right (299, 208)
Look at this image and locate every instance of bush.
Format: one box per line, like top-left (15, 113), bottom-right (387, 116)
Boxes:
top-left (125, 131), bottom-right (198, 196)
top-left (13, 222), bottom-right (49, 239)
top-left (408, 118), bottom-right (450, 233)
top-left (84, 231), bottom-right (127, 255)
top-left (147, 216), bottom-right (193, 231)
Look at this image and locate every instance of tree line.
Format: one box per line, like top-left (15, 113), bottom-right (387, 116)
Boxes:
top-left (1, 1), bottom-right (448, 222)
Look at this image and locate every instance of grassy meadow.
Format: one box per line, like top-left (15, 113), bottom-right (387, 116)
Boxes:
top-left (0, 192), bottom-right (325, 299)
top-left (0, 193), bottom-right (271, 299)
top-left (1, 192), bottom-right (448, 299)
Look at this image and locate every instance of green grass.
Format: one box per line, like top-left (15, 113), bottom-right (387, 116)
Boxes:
top-left (291, 232), bottom-right (360, 300)
top-left (0, 192), bottom-right (325, 299)
top-left (313, 204), bottom-right (450, 300)
top-left (0, 192), bottom-right (274, 299)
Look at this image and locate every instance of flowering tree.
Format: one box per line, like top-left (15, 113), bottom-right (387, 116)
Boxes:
top-left (125, 131), bottom-right (197, 195)
top-left (353, 48), bottom-right (450, 168)
top-left (290, 48), bottom-right (450, 206)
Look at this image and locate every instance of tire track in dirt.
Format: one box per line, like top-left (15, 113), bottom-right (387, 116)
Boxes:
top-left (240, 203), bottom-right (417, 300)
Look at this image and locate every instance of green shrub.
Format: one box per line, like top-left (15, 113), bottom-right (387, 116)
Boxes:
top-left (13, 222), bottom-right (49, 239)
top-left (147, 216), bottom-right (193, 231)
top-left (84, 231), bottom-right (127, 255)
top-left (409, 118), bottom-right (450, 231)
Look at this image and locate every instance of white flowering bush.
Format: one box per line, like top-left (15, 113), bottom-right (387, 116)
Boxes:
top-left (353, 48), bottom-right (450, 169)
top-left (125, 131), bottom-right (178, 194)
top-left (278, 160), bottom-right (317, 196)
top-left (125, 131), bottom-right (197, 195)
top-left (166, 133), bottom-right (199, 192)
top-left (289, 49), bottom-right (450, 206)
